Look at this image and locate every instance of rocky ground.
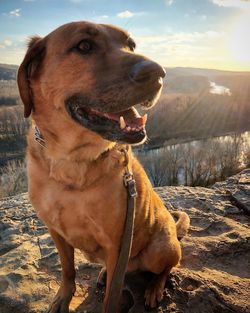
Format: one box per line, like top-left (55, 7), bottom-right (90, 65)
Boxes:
top-left (0, 169), bottom-right (249, 313)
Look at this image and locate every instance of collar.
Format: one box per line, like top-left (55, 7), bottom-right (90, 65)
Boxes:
top-left (34, 126), bottom-right (46, 147)
top-left (33, 125), bottom-right (123, 162)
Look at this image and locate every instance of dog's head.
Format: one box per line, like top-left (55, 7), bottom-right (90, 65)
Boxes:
top-left (18, 21), bottom-right (165, 145)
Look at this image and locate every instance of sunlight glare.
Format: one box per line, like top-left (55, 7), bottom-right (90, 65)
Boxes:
top-left (229, 13), bottom-right (250, 66)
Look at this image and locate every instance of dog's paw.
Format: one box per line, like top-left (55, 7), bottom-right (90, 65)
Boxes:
top-left (144, 301), bottom-right (159, 312)
top-left (47, 285), bottom-right (75, 313)
top-left (96, 268), bottom-right (107, 290)
top-left (120, 288), bottom-right (135, 313)
top-left (96, 269), bottom-right (106, 303)
top-left (144, 283), bottom-right (163, 311)
top-left (47, 297), bottom-right (70, 313)
top-left (95, 286), bottom-right (105, 303)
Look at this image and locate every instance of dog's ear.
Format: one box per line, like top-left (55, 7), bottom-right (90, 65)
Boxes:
top-left (17, 36), bottom-right (46, 118)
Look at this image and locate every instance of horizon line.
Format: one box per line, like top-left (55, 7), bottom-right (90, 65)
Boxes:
top-left (1, 62), bottom-right (250, 74)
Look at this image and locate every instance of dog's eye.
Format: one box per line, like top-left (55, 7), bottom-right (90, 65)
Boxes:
top-left (78, 40), bottom-right (93, 54)
top-left (127, 38), bottom-right (136, 52)
top-left (130, 42), bottom-right (136, 51)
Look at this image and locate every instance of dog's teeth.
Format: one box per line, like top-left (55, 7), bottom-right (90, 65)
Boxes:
top-left (119, 116), bottom-right (126, 129)
top-left (142, 114), bottom-right (148, 124)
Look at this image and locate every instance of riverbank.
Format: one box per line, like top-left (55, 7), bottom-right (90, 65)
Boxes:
top-left (138, 129), bottom-right (250, 151)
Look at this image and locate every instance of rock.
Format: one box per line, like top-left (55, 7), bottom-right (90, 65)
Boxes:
top-left (213, 169), bottom-right (250, 215)
top-left (0, 171), bottom-right (250, 313)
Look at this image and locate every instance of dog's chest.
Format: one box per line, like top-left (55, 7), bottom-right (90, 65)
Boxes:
top-left (30, 178), bottom-right (125, 256)
top-left (45, 202), bottom-right (98, 250)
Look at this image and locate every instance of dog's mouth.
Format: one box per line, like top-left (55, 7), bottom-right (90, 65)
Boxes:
top-left (65, 99), bottom-right (153, 144)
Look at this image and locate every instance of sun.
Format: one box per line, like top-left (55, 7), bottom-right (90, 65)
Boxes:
top-left (229, 13), bottom-right (250, 66)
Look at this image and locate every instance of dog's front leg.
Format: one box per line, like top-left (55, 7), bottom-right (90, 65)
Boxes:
top-left (47, 228), bottom-right (76, 313)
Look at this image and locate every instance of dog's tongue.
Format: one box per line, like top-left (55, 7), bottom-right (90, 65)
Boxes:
top-left (106, 107), bottom-right (147, 127)
top-left (88, 106), bottom-right (147, 129)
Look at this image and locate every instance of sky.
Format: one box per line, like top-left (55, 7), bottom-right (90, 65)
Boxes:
top-left (0, 0), bottom-right (250, 71)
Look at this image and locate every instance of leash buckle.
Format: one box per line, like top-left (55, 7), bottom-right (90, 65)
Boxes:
top-left (123, 169), bottom-right (137, 198)
top-left (121, 147), bottom-right (138, 198)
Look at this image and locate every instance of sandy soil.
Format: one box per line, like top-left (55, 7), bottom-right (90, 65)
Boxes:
top-left (0, 169), bottom-right (249, 313)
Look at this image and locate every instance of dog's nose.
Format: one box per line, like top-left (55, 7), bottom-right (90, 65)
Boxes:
top-left (129, 60), bottom-right (166, 83)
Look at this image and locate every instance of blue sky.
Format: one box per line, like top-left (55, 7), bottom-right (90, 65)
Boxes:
top-left (0, 0), bottom-right (250, 70)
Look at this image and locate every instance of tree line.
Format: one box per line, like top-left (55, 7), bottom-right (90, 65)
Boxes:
top-left (137, 133), bottom-right (250, 187)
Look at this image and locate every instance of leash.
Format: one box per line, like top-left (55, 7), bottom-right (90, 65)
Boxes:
top-left (105, 147), bottom-right (137, 313)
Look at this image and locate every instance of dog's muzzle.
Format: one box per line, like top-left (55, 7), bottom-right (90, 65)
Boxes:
top-left (65, 60), bottom-right (166, 145)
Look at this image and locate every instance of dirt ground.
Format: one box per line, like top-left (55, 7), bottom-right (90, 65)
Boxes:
top-left (0, 169), bottom-right (249, 313)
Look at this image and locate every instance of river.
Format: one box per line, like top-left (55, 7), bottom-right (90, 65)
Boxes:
top-left (136, 131), bottom-right (250, 186)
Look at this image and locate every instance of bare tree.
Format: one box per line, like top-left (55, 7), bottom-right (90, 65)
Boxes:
top-left (137, 133), bottom-right (248, 187)
top-left (0, 160), bottom-right (27, 198)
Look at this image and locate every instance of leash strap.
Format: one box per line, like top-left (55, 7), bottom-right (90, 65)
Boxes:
top-left (105, 148), bottom-right (137, 313)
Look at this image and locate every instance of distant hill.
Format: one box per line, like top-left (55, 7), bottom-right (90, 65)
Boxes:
top-left (146, 67), bottom-right (250, 146)
top-left (1, 62), bottom-right (250, 92)
top-left (164, 67), bottom-right (250, 94)
top-left (166, 67), bottom-right (250, 78)
top-left (0, 64), bottom-right (18, 81)
top-left (165, 74), bottom-right (210, 93)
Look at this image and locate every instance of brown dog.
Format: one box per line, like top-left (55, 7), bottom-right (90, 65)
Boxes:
top-left (17, 21), bottom-right (189, 313)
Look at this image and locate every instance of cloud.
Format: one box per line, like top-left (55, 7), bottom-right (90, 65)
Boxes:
top-left (91, 14), bottom-right (109, 22)
top-left (166, 0), bottom-right (174, 5)
top-left (0, 46), bottom-right (26, 64)
top-left (211, 0), bottom-right (250, 10)
top-left (117, 10), bottom-right (134, 18)
top-left (0, 39), bottom-right (13, 49)
top-left (117, 10), bottom-right (147, 18)
top-left (133, 30), bottom-right (227, 67)
top-left (3, 39), bottom-right (13, 47)
top-left (135, 31), bottom-right (224, 47)
top-left (9, 8), bottom-right (21, 17)
top-left (200, 14), bottom-right (207, 20)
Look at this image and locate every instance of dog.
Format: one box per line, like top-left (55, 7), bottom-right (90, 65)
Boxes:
top-left (17, 21), bottom-right (190, 313)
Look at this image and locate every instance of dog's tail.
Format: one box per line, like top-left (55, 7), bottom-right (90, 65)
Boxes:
top-left (172, 211), bottom-right (190, 240)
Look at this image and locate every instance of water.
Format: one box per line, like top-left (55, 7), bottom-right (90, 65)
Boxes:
top-left (209, 81), bottom-right (232, 96)
top-left (136, 131), bottom-right (250, 186)
top-left (149, 131), bottom-right (250, 154)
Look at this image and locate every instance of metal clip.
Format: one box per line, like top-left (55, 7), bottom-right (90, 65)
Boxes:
top-left (127, 178), bottom-right (137, 198)
top-left (123, 168), bottom-right (137, 197)
top-left (121, 147), bottom-right (137, 198)
top-left (123, 169), bottom-right (133, 186)
top-left (34, 126), bottom-right (46, 147)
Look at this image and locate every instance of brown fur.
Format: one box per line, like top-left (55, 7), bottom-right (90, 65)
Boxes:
top-left (17, 21), bottom-right (189, 313)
